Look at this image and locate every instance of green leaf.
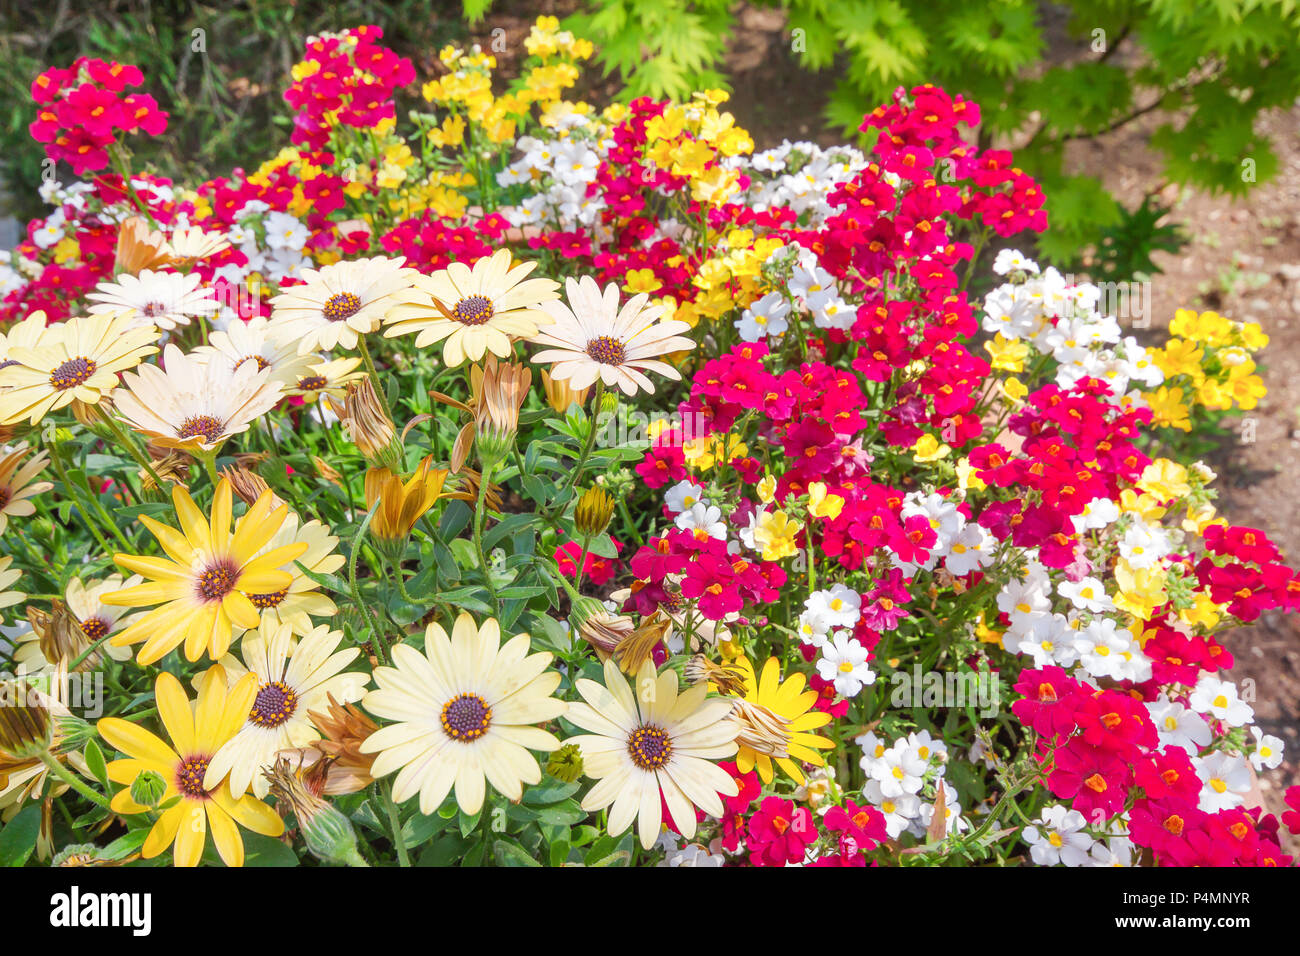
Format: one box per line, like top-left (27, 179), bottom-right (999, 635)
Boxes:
top-left (493, 838), bottom-right (543, 867)
top-left (401, 810), bottom-right (453, 849)
top-left (0, 805), bottom-right (41, 867)
top-left (243, 831), bottom-right (299, 866)
top-left (84, 739), bottom-right (109, 787)
top-left (522, 780), bottom-right (581, 806)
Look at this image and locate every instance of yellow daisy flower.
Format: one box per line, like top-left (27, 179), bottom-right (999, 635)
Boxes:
top-left (98, 668), bottom-right (285, 867)
top-left (729, 656), bottom-right (834, 785)
top-left (102, 478), bottom-right (308, 665)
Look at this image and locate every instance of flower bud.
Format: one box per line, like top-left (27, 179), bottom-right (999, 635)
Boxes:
top-left (129, 769), bottom-right (167, 808)
top-left (0, 687), bottom-right (52, 759)
top-left (220, 465), bottom-right (280, 509)
top-left (545, 744), bottom-right (585, 783)
top-left (540, 369), bottom-right (589, 412)
top-left (574, 485), bottom-right (614, 538)
top-left (264, 757), bottom-right (367, 866)
top-left (332, 379), bottom-right (400, 467)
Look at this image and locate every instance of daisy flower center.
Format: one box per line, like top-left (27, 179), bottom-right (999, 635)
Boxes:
top-left (451, 295), bottom-right (495, 325)
top-left (49, 357), bottom-right (98, 390)
top-left (0, 487), bottom-right (10, 509)
top-left (177, 414), bottom-right (226, 443)
top-left (250, 680), bottom-right (299, 728)
top-left (441, 692), bottom-right (492, 742)
top-left (323, 292), bottom-right (363, 322)
top-left (627, 724), bottom-right (673, 770)
top-left (248, 588), bottom-right (288, 609)
top-left (297, 375), bottom-right (327, 391)
top-left (79, 617), bottom-right (110, 640)
top-left (142, 301), bottom-right (170, 318)
top-left (585, 335), bottom-right (627, 365)
top-left (196, 562), bottom-right (239, 601)
top-left (234, 354), bottom-right (271, 373)
top-left (176, 755), bottom-right (212, 799)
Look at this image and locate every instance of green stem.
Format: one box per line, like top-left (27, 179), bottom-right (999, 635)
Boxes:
top-left (379, 781), bottom-right (410, 868)
top-left (46, 441), bottom-right (120, 556)
top-left (548, 380), bottom-right (605, 519)
top-left (473, 460), bottom-right (500, 610)
top-left (349, 501), bottom-right (392, 666)
top-left (39, 751), bottom-right (109, 809)
top-left (100, 413), bottom-right (167, 492)
top-left (199, 448), bottom-right (220, 488)
top-left (70, 631), bottom-right (116, 671)
top-left (574, 533), bottom-right (593, 591)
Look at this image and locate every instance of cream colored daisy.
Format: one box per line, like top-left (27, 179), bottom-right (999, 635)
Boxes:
top-left (239, 511), bottom-right (344, 638)
top-left (0, 555), bottom-right (23, 626)
top-left (197, 316), bottom-right (316, 386)
top-left (64, 573), bottom-right (142, 664)
top-left (86, 268), bottom-right (218, 331)
top-left (284, 355), bottom-right (366, 403)
top-left (361, 613), bottom-right (566, 815)
top-left (0, 312), bottom-right (159, 426)
top-left (112, 344), bottom-right (285, 453)
top-left (565, 657), bottom-right (739, 850)
top-left (383, 248), bottom-right (559, 367)
top-left (205, 622), bottom-right (366, 798)
top-left (0, 443), bottom-right (52, 536)
top-left (269, 255), bottom-right (417, 355)
top-left (529, 275), bottom-right (695, 396)
top-left (163, 225), bottom-right (232, 265)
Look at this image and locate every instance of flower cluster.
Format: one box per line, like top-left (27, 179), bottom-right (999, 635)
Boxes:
top-left (29, 58), bottom-right (168, 175)
top-left (0, 21), bottom-right (1293, 871)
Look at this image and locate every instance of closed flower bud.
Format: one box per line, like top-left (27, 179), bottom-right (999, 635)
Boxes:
top-left (0, 690), bottom-right (52, 759)
top-left (566, 595), bottom-right (608, 635)
top-left (310, 456), bottom-right (343, 487)
top-left (574, 485), bottom-right (614, 538)
top-left (264, 757), bottom-right (367, 867)
top-left (332, 379), bottom-right (399, 466)
top-left (540, 369), bottom-right (589, 412)
top-left (577, 609), bottom-right (635, 657)
top-left (545, 743), bottom-right (584, 783)
top-left (29, 601), bottom-right (98, 672)
top-left (472, 357), bottom-right (531, 469)
top-left (683, 654), bottom-right (748, 696)
top-left (129, 768), bottom-right (167, 808)
top-left (220, 465), bottom-right (279, 509)
top-left (72, 394), bottom-right (113, 428)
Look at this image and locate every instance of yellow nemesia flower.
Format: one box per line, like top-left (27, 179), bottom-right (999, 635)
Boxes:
top-left (1137, 459), bottom-right (1191, 503)
top-left (913, 434), bottom-right (951, 462)
top-left (753, 510), bottom-right (801, 561)
top-left (807, 482), bottom-right (844, 520)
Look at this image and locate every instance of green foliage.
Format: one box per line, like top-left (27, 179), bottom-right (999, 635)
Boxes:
top-left (464, 0), bottom-right (1299, 276)
top-left (0, 0), bottom-right (471, 222)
